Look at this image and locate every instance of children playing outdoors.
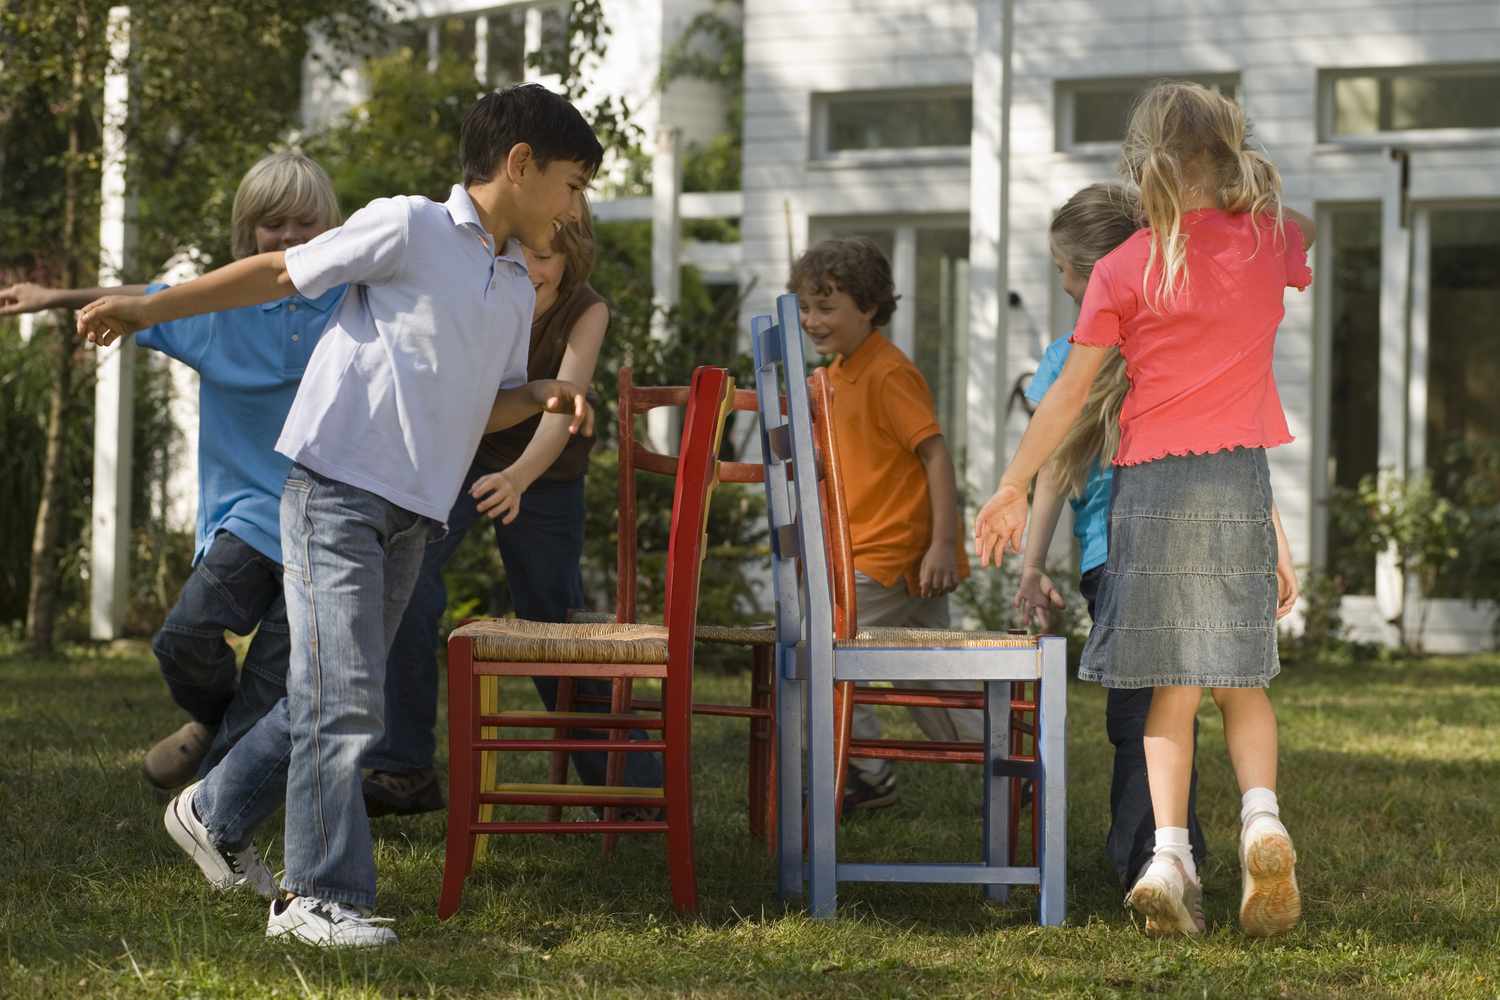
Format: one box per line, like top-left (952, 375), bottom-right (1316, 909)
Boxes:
top-left (976, 81), bottom-right (1313, 937)
top-left (76, 83), bottom-right (602, 948)
top-left (789, 236), bottom-right (977, 815)
top-left (367, 195), bottom-right (663, 818)
top-left (1016, 182), bottom-right (1208, 900)
top-left (0, 153), bottom-right (344, 798)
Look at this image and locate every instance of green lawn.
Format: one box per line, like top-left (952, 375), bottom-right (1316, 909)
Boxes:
top-left (2, 640), bottom-right (1498, 998)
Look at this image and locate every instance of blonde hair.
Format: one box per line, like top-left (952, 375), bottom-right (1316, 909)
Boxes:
top-left (230, 152), bottom-right (341, 260)
top-left (552, 192), bottom-right (596, 302)
top-left (1118, 81), bottom-right (1283, 310)
top-left (1048, 184), bottom-right (1140, 496)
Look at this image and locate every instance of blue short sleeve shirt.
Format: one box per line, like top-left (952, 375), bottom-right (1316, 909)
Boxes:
top-left (279, 185), bottom-right (534, 522)
top-left (136, 281), bottom-right (346, 564)
top-left (1025, 337), bottom-right (1113, 575)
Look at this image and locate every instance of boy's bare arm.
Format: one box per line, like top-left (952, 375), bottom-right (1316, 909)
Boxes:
top-left (76, 252), bottom-right (296, 347)
top-left (915, 434), bottom-right (961, 598)
top-left (1, 282), bottom-right (149, 315)
top-left (487, 379), bottom-right (594, 437)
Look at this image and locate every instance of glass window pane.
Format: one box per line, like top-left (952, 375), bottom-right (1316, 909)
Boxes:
top-left (1426, 207), bottom-right (1500, 596)
top-left (1331, 66), bottom-right (1500, 135)
top-left (1065, 76), bottom-right (1238, 146)
top-left (914, 228), bottom-right (970, 452)
top-left (826, 92), bottom-right (971, 152)
top-left (486, 8), bottom-right (527, 86)
top-left (539, 4), bottom-right (570, 69)
top-left (1326, 206), bottom-right (1382, 595)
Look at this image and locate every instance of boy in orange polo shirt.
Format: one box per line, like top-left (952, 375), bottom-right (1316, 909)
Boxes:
top-left (789, 236), bottom-right (978, 815)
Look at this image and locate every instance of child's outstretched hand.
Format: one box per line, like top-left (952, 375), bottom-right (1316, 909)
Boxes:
top-left (917, 543), bottom-right (959, 598)
top-left (1274, 545), bottom-right (1299, 620)
top-left (974, 482), bottom-right (1028, 567)
top-left (1014, 567), bottom-right (1064, 630)
top-left (76, 295), bottom-right (150, 347)
top-left (527, 379), bottom-right (594, 436)
top-left (471, 470), bottom-right (524, 524)
top-left (0, 283), bottom-right (55, 316)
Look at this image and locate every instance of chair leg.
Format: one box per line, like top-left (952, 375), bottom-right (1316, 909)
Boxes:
top-left (983, 680), bottom-right (1011, 903)
top-left (439, 640), bottom-right (478, 920)
top-left (474, 676), bottom-right (501, 864)
top-left (775, 645), bottom-right (803, 898)
top-left (1038, 638), bottom-right (1068, 927)
top-left (832, 680), bottom-right (855, 824)
top-left (748, 645), bottom-right (773, 840)
top-left (601, 677), bottom-right (629, 858)
top-left (763, 659), bottom-right (778, 858)
top-left (546, 677), bottom-right (575, 823)
top-left (663, 682), bottom-right (698, 913)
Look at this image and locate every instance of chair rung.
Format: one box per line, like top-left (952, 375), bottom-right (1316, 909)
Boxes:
top-left (852, 689), bottom-right (984, 709)
top-left (850, 744), bottom-right (984, 764)
top-left (994, 759), bottom-right (1040, 780)
top-left (480, 783), bottom-right (665, 808)
top-left (835, 862), bottom-right (1040, 886)
top-left (473, 662), bottom-right (667, 679)
top-left (480, 711), bottom-right (664, 729)
top-left (629, 698), bottom-right (771, 719)
top-left (474, 738), bottom-right (666, 752)
top-left (851, 737), bottom-right (980, 753)
top-left (470, 820), bottom-right (667, 835)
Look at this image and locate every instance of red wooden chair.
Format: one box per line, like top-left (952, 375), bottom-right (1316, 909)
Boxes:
top-left (438, 366), bottom-right (734, 917)
top-left (562, 367), bottom-right (780, 851)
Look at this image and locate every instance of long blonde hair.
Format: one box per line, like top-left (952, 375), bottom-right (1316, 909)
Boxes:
top-left (1118, 81), bottom-right (1283, 311)
top-left (1048, 184), bottom-right (1140, 497)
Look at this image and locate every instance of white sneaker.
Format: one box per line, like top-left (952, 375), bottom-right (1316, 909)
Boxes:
top-left (266, 895), bottom-right (397, 948)
top-left (1126, 854), bottom-right (1205, 936)
top-left (1239, 817), bottom-right (1301, 937)
top-left (163, 780), bottom-right (276, 899)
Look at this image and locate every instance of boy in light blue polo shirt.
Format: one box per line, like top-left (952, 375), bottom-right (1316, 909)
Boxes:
top-left (1, 152), bottom-right (344, 795)
top-left (78, 84), bottom-right (602, 949)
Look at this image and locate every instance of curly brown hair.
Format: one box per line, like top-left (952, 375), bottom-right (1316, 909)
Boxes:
top-left (787, 236), bottom-right (899, 329)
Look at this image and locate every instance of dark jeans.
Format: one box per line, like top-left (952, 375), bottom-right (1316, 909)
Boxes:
top-left (1080, 567), bottom-right (1208, 889)
top-left (370, 464), bottom-right (662, 789)
top-left (151, 529), bottom-right (290, 777)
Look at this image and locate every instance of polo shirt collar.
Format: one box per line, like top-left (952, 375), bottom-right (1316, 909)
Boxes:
top-left (831, 329), bottom-right (887, 384)
top-left (446, 183), bottom-right (528, 272)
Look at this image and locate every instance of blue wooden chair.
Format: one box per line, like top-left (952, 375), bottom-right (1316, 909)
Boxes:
top-left (750, 292), bottom-right (1068, 924)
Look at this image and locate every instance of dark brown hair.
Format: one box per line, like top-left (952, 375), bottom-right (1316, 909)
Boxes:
top-left (787, 236), bottom-right (899, 328)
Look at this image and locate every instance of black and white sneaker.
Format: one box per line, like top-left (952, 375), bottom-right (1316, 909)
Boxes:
top-left (163, 780), bottom-right (276, 899)
top-left (841, 769), bottom-right (898, 818)
top-left (266, 895), bottom-right (397, 948)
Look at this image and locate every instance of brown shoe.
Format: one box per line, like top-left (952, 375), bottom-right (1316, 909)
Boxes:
top-left (363, 768), bottom-right (445, 818)
top-left (143, 721), bottom-right (214, 794)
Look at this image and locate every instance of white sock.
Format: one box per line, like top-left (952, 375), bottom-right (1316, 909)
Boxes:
top-left (1241, 787), bottom-right (1285, 838)
top-left (1153, 826), bottom-right (1197, 884)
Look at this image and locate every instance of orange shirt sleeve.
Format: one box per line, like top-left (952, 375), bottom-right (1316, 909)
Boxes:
top-left (877, 363), bottom-right (943, 452)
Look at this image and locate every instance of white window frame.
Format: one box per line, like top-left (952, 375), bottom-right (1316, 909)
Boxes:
top-left (406, 1), bottom-right (566, 88)
top-left (1318, 63), bottom-right (1500, 147)
top-left (810, 87), bottom-right (973, 168)
top-left (1054, 73), bottom-right (1241, 156)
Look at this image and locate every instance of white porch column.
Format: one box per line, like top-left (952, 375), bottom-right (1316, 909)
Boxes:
top-left (91, 4), bottom-right (135, 640)
top-left (966, 0), bottom-right (1012, 502)
top-left (1373, 148), bottom-right (1410, 639)
top-left (649, 126), bottom-right (682, 449)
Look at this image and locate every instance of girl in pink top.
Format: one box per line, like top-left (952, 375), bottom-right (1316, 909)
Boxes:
top-left (975, 82), bottom-right (1314, 938)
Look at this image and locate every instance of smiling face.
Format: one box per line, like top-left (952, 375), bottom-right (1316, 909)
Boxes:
top-left (795, 281), bottom-right (877, 359)
top-left (515, 151), bottom-right (589, 253)
top-left (254, 209), bottom-right (327, 254)
top-left (1051, 240), bottom-right (1089, 306)
top-left (523, 240), bottom-right (568, 316)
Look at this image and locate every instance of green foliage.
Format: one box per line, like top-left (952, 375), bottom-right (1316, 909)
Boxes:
top-left (0, 319), bottom-right (93, 630)
top-left (1329, 469), bottom-right (1472, 652)
top-left (1278, 567), bottom-right (1367, 664)
top-left (660, 0), bottom-right (743, 195)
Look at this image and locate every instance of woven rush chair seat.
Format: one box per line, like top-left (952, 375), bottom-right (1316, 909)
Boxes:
top-left (456, 619), bottom-right (669, 665)
top-left (568, 610), bottom-right (775, 647)
top-left (844, 627), bottom-right (1040, 650)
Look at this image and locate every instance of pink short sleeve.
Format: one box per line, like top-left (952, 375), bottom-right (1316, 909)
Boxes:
top-left (1283, 218), bottom-right (1312, 291)
top-left (1070, 257), bottom-right (1129, 348)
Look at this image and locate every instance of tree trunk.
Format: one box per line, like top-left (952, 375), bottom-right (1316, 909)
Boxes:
top-left (25, 23), bottom-right (87, 656)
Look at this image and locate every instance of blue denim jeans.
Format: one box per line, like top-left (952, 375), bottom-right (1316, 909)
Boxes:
top-left (370, 464), bottom-right (662, 789)
top-left (196, 464), bottom-right (433, 908)
top-left (150, 529), bottom-right (290, 777)
top-left (1081, 567), bottom-right (1208, 889)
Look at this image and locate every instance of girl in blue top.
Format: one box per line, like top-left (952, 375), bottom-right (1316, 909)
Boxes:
top-left (1014, 183), bottom-right (1206, 912)
top-left (0, 152), bottom-right (345, 813)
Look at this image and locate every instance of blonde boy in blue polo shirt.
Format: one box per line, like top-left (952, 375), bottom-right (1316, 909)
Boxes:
top-left (2, 153), bottom-right (344, 795)
top-left (78, 84), bottom-right (601, 949)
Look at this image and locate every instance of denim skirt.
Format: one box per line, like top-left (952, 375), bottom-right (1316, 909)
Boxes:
top-left (1077, 447), bottom-right (1280, 689)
